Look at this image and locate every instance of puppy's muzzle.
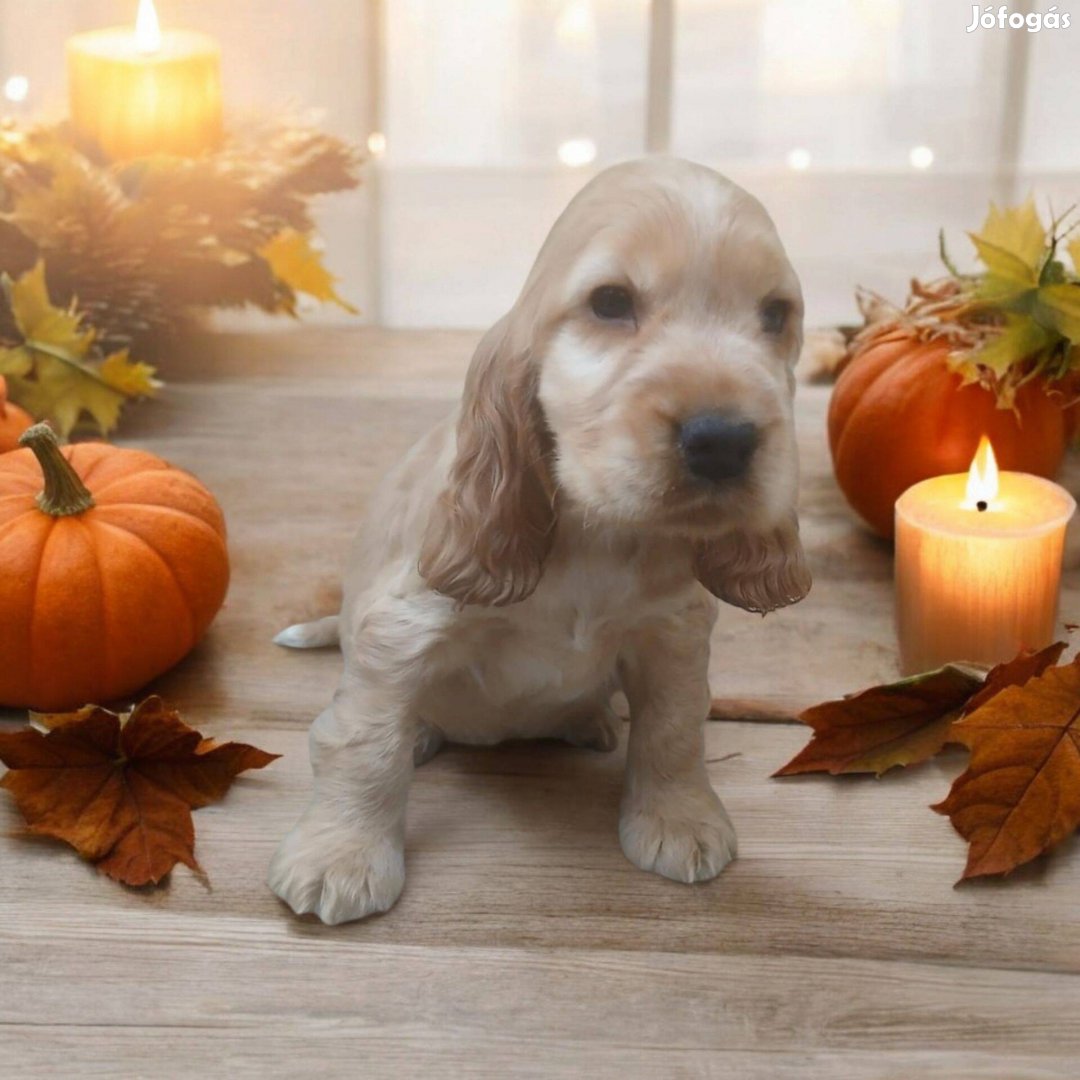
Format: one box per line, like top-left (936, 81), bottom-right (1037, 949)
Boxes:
top-left (678, 412), bottom-right (759, 485)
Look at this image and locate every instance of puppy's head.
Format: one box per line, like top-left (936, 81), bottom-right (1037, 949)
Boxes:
top-left (420, 158), bottom-right (811, 612)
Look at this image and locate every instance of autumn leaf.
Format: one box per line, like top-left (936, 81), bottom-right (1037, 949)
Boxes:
top-left (0, 696), bottom-right (278, 887)
top-left (774, 643), bottom-right (1066, 778)
top-left (1069, 237), bottom-right (1080, 278)
top-left (98, 349), bottom-right (159, 397)
top-left (773, 665), bottom-right (984, 778)
top-left (2, 259), bottom-right (95, 361)
top-left (1036, 283), bottom-right (1080, 342)
top-left (933, 656), bottom-right (1080, 883)
top-left (259, 229), bottom-right (357, 313)
top-left (963, 642), bottom-right (1067, 715)
top-left (0, 262), bottom-right (158, 437)
top-left (969, 198), bottom-right (1046, 294)
top-left (960, 313), bottom-right (1056, 379)
top-left (980, 197), bottom-right (1047, 268)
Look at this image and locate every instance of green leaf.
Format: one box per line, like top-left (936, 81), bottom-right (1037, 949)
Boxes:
top-left (971, 314), bottom-right (1055, 378)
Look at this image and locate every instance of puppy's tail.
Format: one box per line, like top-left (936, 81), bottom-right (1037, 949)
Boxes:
top-left (273, 615), bottom-right (341, 650)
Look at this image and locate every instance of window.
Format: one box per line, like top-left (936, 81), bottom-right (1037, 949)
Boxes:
top-left (3, 1), bottom-right (1076, 328)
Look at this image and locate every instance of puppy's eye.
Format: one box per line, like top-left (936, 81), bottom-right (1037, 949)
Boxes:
top-left (760, 298), bottom-right (791, 335)
top-left (589, 285), bottom-right (635, 322)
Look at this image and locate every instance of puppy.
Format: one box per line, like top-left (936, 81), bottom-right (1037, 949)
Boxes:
top-left (269, 158), bottom-right (811, 924)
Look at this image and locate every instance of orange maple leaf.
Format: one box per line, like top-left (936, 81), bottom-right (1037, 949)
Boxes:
top-left (774, 643), bottom-right (1065, 778)
top-left (0, 696), bottom-right (278, 886)
top-left (933, 655), bottom-right (1080, 883)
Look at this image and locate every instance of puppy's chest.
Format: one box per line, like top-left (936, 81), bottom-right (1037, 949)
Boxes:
top-left (453, 559), bottom-right (653, 705)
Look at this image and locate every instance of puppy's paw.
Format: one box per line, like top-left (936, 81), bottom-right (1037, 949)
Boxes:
top-left (619, 791), bottom-right (737, 884)
top-left (268, 813), bottom-right (405, 925)
top-left (413, 723), bottom-right (446, 766)
top-left (562, 707), bottom-right (620, 752)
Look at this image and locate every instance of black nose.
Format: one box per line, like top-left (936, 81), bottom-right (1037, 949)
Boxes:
top-left (678, 413), bottom-right (759, 484)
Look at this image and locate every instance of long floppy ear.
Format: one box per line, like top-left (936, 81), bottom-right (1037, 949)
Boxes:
top-left (418, 316), bottom-right (556, 607)
top-left (694, 514), bottom-right (811, 614)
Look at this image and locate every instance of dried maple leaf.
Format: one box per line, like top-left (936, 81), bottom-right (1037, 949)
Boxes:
top-left (774, 642), bottom-right (1066, 778)
top-left (773, 665), bottom-right (983, 778)
top-left (0, 696), bottom-right (278, 886)
top-left (933, 656), bottom-right (1080, 882)
top-left (962, 642), bottom-right (1066, 716)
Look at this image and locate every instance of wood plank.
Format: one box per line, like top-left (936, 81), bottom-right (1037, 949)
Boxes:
top-left (8, 1031), bottom-right (1077, 1080)
top-left (3, 722), bottom-right (1080, 973)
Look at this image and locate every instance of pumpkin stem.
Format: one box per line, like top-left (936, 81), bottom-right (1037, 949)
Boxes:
top-left (18, 423), bottom-right (96, 517)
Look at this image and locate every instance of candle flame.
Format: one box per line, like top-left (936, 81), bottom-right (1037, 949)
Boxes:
top-left (965, 435), bottom-right (999, 507)
top-left (135, 0), bottom-right (162, 54)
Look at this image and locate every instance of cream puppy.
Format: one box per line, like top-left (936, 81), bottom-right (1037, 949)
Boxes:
top-left (269, 158), bottom-right (811, 925)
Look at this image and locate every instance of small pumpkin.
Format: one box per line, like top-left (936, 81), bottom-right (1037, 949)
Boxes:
top-left (0, 424), bottom-right (229, 711)
top-left (0, 376), bottom-right (34, 453)
top-left (829, 329), bottom-right (1069, 538)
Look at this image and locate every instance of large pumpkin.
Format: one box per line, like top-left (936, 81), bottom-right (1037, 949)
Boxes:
top-left (0, 376), bottom-right (33, 453)
top-left (829, 330), bottom-right (1068, 538)
top-left (0, 424), bottom-right (229, 710)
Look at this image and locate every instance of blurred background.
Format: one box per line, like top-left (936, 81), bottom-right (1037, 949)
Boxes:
top-left (1, 0), bottom-right (1077, 329)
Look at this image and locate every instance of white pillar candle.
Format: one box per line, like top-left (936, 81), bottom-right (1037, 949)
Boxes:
top-left (895, 438), bottom-right (1075, 675)
top-left (67, 0), bottom-right (222, 161)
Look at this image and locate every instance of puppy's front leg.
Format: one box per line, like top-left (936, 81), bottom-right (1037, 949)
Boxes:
top-left (618, 601), bottom-right (737, 884)
top-left (269, 600), bottom-right (437, 924)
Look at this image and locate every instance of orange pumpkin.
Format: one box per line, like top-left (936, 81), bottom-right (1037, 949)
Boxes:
top-left (0, 424), bottom-right (229, 710)
top-left (0, 376), bottom-right (33, 453)
top-left (829, 330), bottom-right (1069, 538)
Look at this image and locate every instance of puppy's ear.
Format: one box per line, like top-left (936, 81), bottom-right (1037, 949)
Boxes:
top-left (694, 514), bottom-right (811, 614)
top-left (419, 315), bottom-right (556, 607)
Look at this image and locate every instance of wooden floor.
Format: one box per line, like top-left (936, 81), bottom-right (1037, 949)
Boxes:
top-left (3, 327), bottom-right (1080, 1079)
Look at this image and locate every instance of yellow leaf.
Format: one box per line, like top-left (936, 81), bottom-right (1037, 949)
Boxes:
top-left (259, 230), bottom-right (357, 314)
top-left (8, 361), bottom-right (122, 437)
top-left (2, 261), bottom-right (95, 360)
top-left (968, 237), bottom-right (1038, 294)
top-left (1069, 237), bottom-right (1080, 277)
top-left (1039, 284), bottom-right (1080, 343)
top-left (971, 197), bottom-right (1047, 273)
top-left (0, 263), bottom-right (155, 436)
top-left (7, 351), bottom-right (154, 438)
top-left (970, 314), bottom-right (1054, 377)
top-left (99, 349), bottom-right (160, 398)
top-left (0, 345), bottom-right (35, 379)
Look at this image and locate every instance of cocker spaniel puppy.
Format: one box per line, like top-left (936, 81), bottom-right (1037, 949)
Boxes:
top-left (269, 158), bottom-right (811, 925)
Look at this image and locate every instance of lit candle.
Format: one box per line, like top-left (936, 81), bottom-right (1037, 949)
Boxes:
top-left (67, 0), bottom-right (222, 161)
top-left (895, 438), bottom-right (1076, 674)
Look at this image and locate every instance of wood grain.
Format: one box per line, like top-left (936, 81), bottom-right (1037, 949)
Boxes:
top-left (2, 327), bottom-right (1078, 1078)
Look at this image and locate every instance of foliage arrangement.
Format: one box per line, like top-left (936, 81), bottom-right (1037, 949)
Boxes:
top-left (0, 119), bottom-right (361, 435)
top-left (0, 696), bottom-right (278, 887)
top-left (776, 642), bottom-right (1080, 883)
top-left (856, 199), bottom-right (1080, 407)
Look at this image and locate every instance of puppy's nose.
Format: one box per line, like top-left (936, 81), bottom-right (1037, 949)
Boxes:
top-left (678, 412), bottom-right (759, 484)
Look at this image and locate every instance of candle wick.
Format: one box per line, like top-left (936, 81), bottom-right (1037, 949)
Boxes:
top-left (976, 500), bottom-right (988, 512)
